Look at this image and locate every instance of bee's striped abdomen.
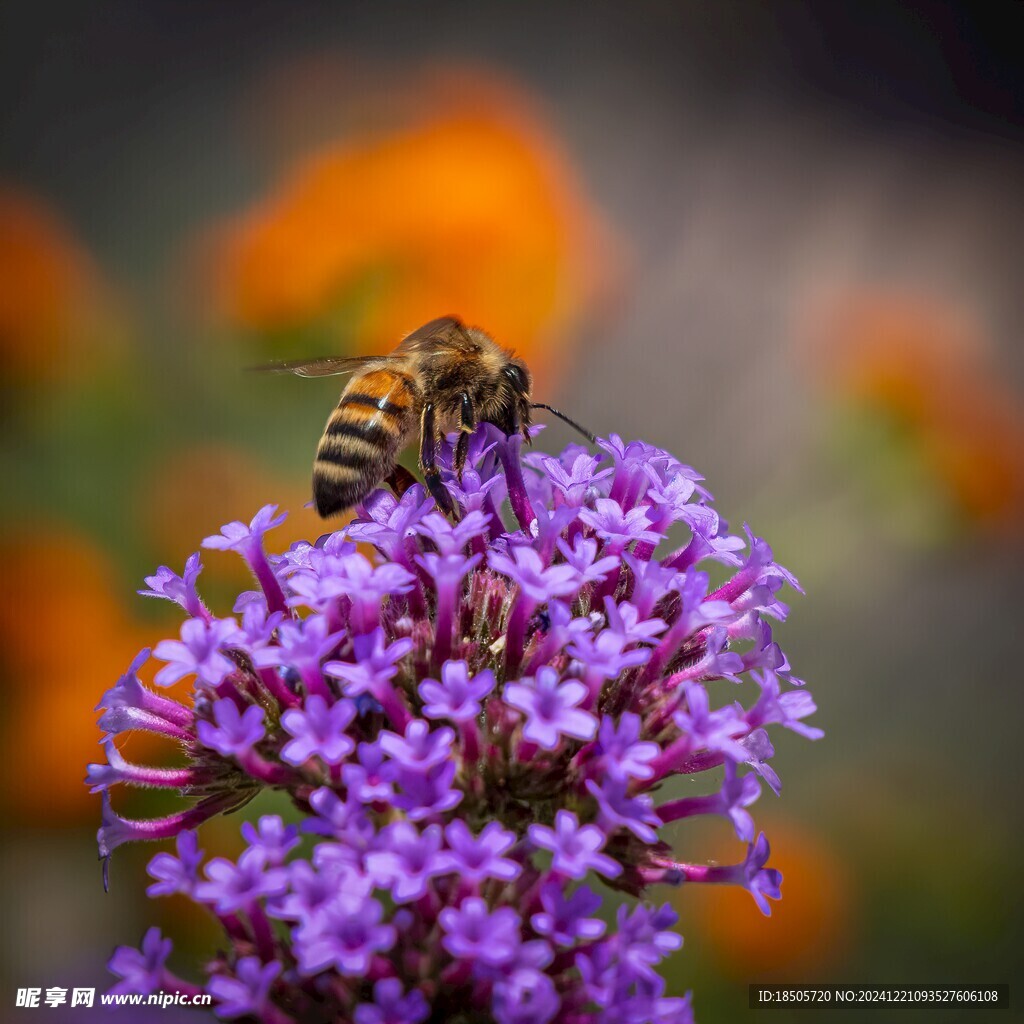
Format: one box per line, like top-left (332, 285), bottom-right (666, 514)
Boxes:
top-left (313, 368), bottom-right (417, 517)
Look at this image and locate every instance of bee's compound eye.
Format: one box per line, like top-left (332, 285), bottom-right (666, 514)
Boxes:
top-left (504, 363), bottom-right (529, 393)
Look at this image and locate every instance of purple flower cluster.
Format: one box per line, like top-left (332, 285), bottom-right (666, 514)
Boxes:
top-left (92, 427), bottom-right (820, 1022)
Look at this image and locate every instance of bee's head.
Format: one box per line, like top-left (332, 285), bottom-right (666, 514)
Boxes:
top-left (502, 359), bottom-right (531, 399)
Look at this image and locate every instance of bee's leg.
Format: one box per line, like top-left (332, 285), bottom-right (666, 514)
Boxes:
top-left (454, 391), bottom-right (476, 482)
top-left (420, 402), bottom-right (454, 515)
top-left (508, 401), bottom-right (520, 436)
top-left (508, 398), bottom-right (533, 445)
top-left (385, 464), bottom-right (417, 499)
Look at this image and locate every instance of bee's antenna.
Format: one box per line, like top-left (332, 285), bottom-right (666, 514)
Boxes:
top-left (530, 403), bottom-right (596, 444)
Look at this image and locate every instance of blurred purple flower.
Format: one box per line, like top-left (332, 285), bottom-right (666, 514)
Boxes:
top-left (354, 979), bottom-right (429, 1024)
top-left (342, 740), bottom-right (396, 804)
top-left (379, 719), bottom-right (454, 769)
top-left (493, 968), bottom-right (560, 1024)
top-left (391, 759), bottom-right (462, 820)
top-left (194, 849), bottom-right (288, 914)
top-left (240, 815), bottom-right (300, 865)
top-left (108, 927), bottom-right (172, 996)
top-left (207, 958), bottom-right (281, 1020)
top-left (586, 777), bottom-right (662, 844)
top-left (294, 895), bottom-right (396, 976)
top-left (592, 712), bottom-right (660, 781)
top-left (365, 821), bottom-right (446, 902)
top-left (280, 694), bottom-right (356, 766)
top-left (196, 699), bottom-right (266, 758)
top-left (146, 831), bottom-right (204, 897)
top-left (438, 820), bottom-right (521, 884)
top-left (529, 810), bottom-right (622, 880)
top-left (531, 882), bottom-right (606, 946)
top-left (440, 897), bottom-right (522, 967)
top-left (419, 660), bottom-right (495, 721)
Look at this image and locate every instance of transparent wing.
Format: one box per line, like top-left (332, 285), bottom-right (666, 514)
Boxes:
top-left (395, 315), bottom-right (469, 354)
top-left (246, 355), bottom-right (388, 378)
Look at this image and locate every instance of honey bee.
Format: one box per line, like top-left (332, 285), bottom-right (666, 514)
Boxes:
top-left (254, 315), bottom-right (593, 517)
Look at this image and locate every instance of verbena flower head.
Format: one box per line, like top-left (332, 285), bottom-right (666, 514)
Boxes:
top-left (92, 426), bottom-right (820, 1022)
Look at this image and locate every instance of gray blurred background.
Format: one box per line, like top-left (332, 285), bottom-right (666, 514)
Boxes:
top-left (2, 2), bottom-right (1022, 1021)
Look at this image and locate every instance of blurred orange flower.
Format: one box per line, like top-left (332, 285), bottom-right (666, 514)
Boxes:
top-left (0, 186), bottom-right (116, 384)
top-left (811, 293), bottom-right (1024, 535)
top-left (0, 528), bottom-right (170, 822)
top-left (200, 69), bottom-right (616, 386)
top-left (682, 817), bottom-right (854, 978)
